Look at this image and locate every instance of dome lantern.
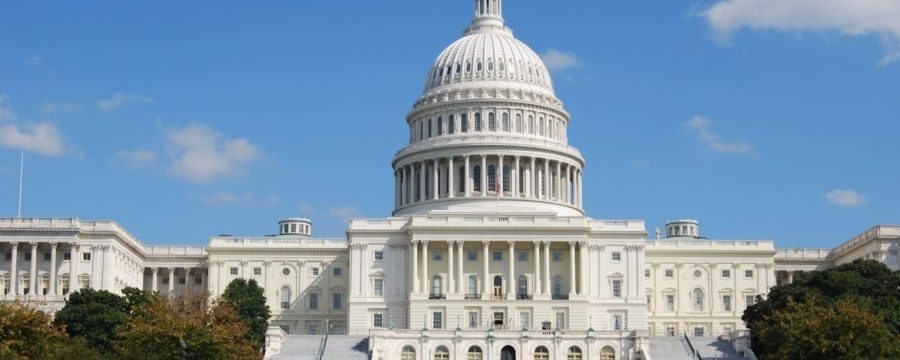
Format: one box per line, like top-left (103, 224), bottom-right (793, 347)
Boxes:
top-left (472, 0), bottom-right (504, 29)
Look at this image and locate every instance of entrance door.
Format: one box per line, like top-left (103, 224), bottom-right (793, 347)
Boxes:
top-left (500, 346), bottom-right (516, 360)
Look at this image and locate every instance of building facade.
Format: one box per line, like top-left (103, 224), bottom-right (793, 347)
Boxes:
top-left (1, 1), bottom-right (898, 360)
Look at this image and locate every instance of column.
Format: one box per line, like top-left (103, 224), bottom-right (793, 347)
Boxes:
top-left (787, 271), bottom-right (794, 284)
top-left (402, 166), bottom-right (409, 205)
top-left (411, 242), bottom-right (419, 293)
top-left (543, 242), bottom-right (551, 295)
top-left (101, 246), bottom-right (112, 290)
top-left (481, 155), bottom-right (487, 197)
top-left (29, 243), bottom-right (37, 297)
top-left (513, 156), bottom-right (520, 198)
top-left (432, 159), bottom-right (439, 200)
top-left (579, 242), bottom-right (587, 296)
top-left (567, 166), bottom-right (573, 204)
top-left (456, 241), bottom-right (464, 294)
top-left (167, 267), bottom-right (175, 298)
top-left (533, 241), bottom-right (541, 296)
top-left (498, 155), bottom-right (505, 196)
top-left (185, 268), bottom-right (192, 297)
top-left (448, 157), bottom-right (455, 199)
top-left (544, 159), bottom-right (551, 200)
top-left (421, 241), bottom-right (429, 294)
top-left (49, 243), bottom-right (58, 296)
top-left (556, 162), bottom-right (562, 201)
top-left (419, 161), bottom-right (426, 202)
top-left (151, 267), bottom-right (159, 292)
top-left (482, 241), bottom-right (490, 298)
top-left (201, 269), bottom-right (208, 294)
top-left (529, 157), bottom-right (536, 198)
top-left (507, 241), bottom-right (515, 299)
top-left (448, 241), bottom-right (455, 295)
top-left (577, 170), bottom-right (583, 207)
top-left (568, 242), bottom-right (576, 297)
top-left (9, 242), bottom-right (17, 296)
top-left (68, 244), bottom-right (77, 295)
top-left (464, 156), bottom-right (471, 197)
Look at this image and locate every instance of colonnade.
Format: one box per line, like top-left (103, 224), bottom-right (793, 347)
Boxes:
top-left (147, 266), bottom-right (207, 298)
top-left (409, 240), bottom-right (589, 300)
top-left (395, 155), bottom-right (582, 209)
top-left (2, 241), bottom-right (80, 298)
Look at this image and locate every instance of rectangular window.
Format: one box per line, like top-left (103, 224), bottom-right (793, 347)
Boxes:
top-left (611, 252), bottom-right (622, 262)
top-left (722, 269), bottom-right (731, 279)
top-left (309, 293), bottom-right (319, 310)
top-left (311, 268), bottom-right (320, 276)
top-left (518, 251), bottom-right (528, 262)
top-left (178, 277), bottom-right (186, 285)
top-left (723, 295), bottom-right (732, 312)
top-left (230, 267), bottom-right (239, 276)
top-left (613, 315), bottom-right (623, 331)
top-left (520, 312), bottom-right (530, 330)
top-left (332, 293), bottom-right (342, 310)
top-left (253, 267), bottom-right (262, 276)
top-left (665, 294), bottom-right (675, 311)
top-left (645, 269), bottom-right (650, 278)
top-left (432, 311), bottom-right (443, 329)
top-left (432, 251), bottom-right (443, 261)
top-left (647, 295), bottom-right (652, 310)
top-left (43, 253), bottom-right (51, 261)
top-left (468, 250), bottom-right (477, 261)
top-left (374, 279), bottom-right (384, 297)
top-left (745, 270), bottom-right (754, 278)
top-left (333, 267), bottom-right (343, 276)
top-left (468, 311), bottom-right (478, 329)
top-left (612, 280), bottom-right (622, 298)
top-left (25, 253), bottom-right (31, 261)
top-left (492, 251), bottom-right (502, 261)
top-left (374, 251), bottom-right (384, 261)
top-left (83, 253), bottom-right (91, 261)
top-left (373, 313), bottom-right (383, 328)
top-left (552, 252), bottom-right (562, 262)
top-left (745, 295), bottom-right (755, 309)
top-left (665, 269), bottom-right (674, 278)
top-left (694, 327), bottom-right (705, 337)
top-left (555, 312), bottom-right (566, 330)
top-left (62, 253), bottom-right (70, 261)
top-left (3, 253), bottom-right (10, 261)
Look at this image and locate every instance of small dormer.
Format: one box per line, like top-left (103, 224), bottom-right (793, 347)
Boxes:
top-left (666, 219), bottom-right (701, 239)
top-left (278, 217), bottom-right (312, 236)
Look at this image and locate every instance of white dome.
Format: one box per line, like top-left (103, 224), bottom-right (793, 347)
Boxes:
top-left (423, 29), bottom-right (555, 97)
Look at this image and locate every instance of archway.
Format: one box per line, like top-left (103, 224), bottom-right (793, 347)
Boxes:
top-left (500, 345), bottom-right (516, 360)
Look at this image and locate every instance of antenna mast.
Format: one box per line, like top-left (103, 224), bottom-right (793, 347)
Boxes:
top-left (17, 151), bottom-right (23, 218)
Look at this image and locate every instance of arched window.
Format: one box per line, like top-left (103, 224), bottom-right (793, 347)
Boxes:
top-left (502, 165), bottom-right (510, 194)
top-left (487, 165), bottom-right (497, 192)
top-left (693, 288), bottom-right (704, 311)
top-left (437, 117), bottom-right (443, 136)
top-left (493, 275), bottom-right (503, 297)
top-left (448, 115), bottom-right (455, 135)
top-left (553, 276), bottom-right (563, 298)
top-left (427, 120), bottom-right (433, 138)
top-left (455, 64), bottom-right (461, 74)
top-left (517, 275), bottom-right (528, 298)
top-left (468, 275), bottom-right (478, 296)
top-left (434, 345), bottom-right (450, 360)
top-left (502, 113), bottom-right (510, 131)
top-left (488, 61), bottom-right (494, 72)
top-left (515, 114), bottom-right (522, 132)
top-left (567, 346), bottom-right (583, 360)
top-left (600, 346), bottom-right (616, 360)
top-left (488, 113), bottom-right (496, 131)
top-left (473, 165), bottom-right (482, 192)
top-left (401, 345), bottom-right (416, 360)
top-left (475, 113), bottom-right (483, 131)
top-left (477, 62), bottom-right (483, 72)
top-left (280, 286), bottom-right (291, 310)
top-left (528, 116), bottom-right (534, 134)
top-left (539, 118), bottom-right (545, 136)
top-left (431, 276), bottom-right (443, 297)
top-left (534, 346), bottom-right (550, 360)
top-left (461, 114), bottom-right (469, 132)
top-left (466, 62), bottom-right (472, 73)
top-left (419, 121), bottom-right (425, 140)
top-left (467, 346), bottom-right (483, 360)
top-left (498, 61), bottom-right (505, 72)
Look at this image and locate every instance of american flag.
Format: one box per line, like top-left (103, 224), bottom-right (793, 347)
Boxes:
top-left (495, 176), bottom-right (503, 196)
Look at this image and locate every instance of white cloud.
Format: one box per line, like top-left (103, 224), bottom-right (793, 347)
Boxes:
top-left (328, 206), bottom-right (361, 221)
top-left (0, 95), bottom-right (16, 121)
top-left (166, 125), bottom-right (261, 183)
top-left (540, 49), bottom-right (580, 71)
top-left (39, 102), bottom-right (81, 116)
top-left (97, 93), bottom-right (154, 111)
top-left (116, 149), bottom-right (156, 168)
top-left (825, 189), bottom-right (867, 207)
top-left (702, 0), bottom-right (900, 65)
top-left (0, 122), bottom-right (66, 156)
top-left (23, 54), bottom-right (43, 67)
top-left (684, 116), bottom-right (753, 154)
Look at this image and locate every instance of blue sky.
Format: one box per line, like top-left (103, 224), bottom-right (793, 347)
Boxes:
top-left (0, 0), bottom-right (897, 247)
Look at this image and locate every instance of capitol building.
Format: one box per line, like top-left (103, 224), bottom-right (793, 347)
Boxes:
top-left (1, 1), bottom-right (898, 360)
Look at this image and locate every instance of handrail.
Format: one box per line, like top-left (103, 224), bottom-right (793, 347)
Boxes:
top-left (682, 334), bottom-right (703, 360)
top-left (315, 334), bottom-right (328, 360)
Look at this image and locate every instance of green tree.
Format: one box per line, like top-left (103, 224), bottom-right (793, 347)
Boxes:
top-left (220, 278), bottom-right (271, 348)
top-left (0, 302), bottom-right (100, 360)
top-left (53, 287), bottom-right (151, 353)
top-left (743, 260), bottom-right (900, 359)
top-left (114, 294), bottom-right (259, 360)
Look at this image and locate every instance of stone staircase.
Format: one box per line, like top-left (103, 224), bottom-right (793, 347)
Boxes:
top-left (272, 335), bottom-right (325, 360)
top-left (321, 336), bottom-right (370, 360)
top-left (689, 337), bottom-right (744, 360)
top-left (648, 337), bottom-right (694, 360)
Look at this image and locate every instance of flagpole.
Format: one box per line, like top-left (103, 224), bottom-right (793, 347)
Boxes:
top-left (17, 151), bottom-right (24, 218)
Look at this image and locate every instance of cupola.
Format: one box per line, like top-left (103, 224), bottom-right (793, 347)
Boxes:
top-left (278, 217), bottom-right (312, 236)
top-left (666, 219), bottom-right (701, 238)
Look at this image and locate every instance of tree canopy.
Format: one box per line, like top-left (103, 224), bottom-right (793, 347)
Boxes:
top-left (220, 278), bottom-right (271, 348)
top-left (0, 302), bottom-right (100, 360)
top-left (743, 260), bottom-right (900, 359)
top-left (53, 287), bottom-right (152, 354)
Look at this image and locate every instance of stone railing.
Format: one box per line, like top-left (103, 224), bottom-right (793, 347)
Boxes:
top-left (831, 225), bottom-right (900, 257)
top-left (145, 246), bottom-right (208, 257)
top-left (370, 328), bottom-right (642, 340)
top-left (775, 248), bottom-right (831, 260)
top-left (263, 326), bottom-right (286, 360)
top-left (589, 219), bottom-right (646, 232)
top-left (209, 236), bottom-right (348, 248)
top-left (395, 133), bottom-right (584, 159)
top-left (646, 239), bottom-right (775, 251)
top-left (0, 217), bottom-right (80, 229)
top-left (409, 215), bottom-right (592, 229)
top-left (348, 218), bottom-right (409, 231)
